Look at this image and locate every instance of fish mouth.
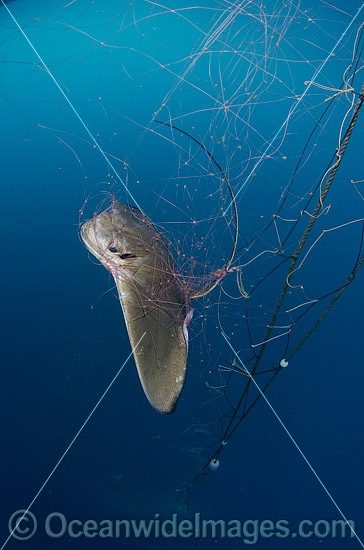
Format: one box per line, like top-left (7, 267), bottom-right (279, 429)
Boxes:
top-left (81, 218), bottom-right (125, 277)
top-left (81, 221), bottom-right (97, 255)
top-left (81, 219), bottom-right (107, 265)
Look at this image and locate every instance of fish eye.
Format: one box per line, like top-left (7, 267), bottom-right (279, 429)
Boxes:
top-left (120, 253), bottom-right (137, 260)
top-left (108, 245), bottom-right (118, 253)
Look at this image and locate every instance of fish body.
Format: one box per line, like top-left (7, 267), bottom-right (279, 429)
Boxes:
top-left (81, 202), bottom-right (192, 414)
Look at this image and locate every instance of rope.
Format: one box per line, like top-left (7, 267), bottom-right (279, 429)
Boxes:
top-left (221, 81), bottom-right (364, 442)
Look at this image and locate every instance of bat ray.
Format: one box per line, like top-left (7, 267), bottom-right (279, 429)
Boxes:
top-left (81, 201), bottom-right (198, 414)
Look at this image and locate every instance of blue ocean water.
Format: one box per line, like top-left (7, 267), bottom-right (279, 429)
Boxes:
top-left (1, 1), bottom-right (364, 548)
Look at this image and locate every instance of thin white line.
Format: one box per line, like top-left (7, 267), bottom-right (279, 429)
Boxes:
top-left (0, 0), bottom-right (144, 214)
top-left (1, 332), bottom-right (146, 550)
top-left (224, 3), bottom-right (364, 213)
top-left (222, 332), bottom-right (363, 547)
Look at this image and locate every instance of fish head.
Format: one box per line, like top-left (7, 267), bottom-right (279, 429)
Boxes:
top-left (81, 201), bottom-right (163, 278)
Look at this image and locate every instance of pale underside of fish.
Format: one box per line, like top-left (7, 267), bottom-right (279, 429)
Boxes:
top-left (81, 201), bottom-right (194, 414)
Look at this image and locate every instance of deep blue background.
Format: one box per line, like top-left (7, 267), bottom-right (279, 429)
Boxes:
top-left (1, 1), bottom-right (364, 548)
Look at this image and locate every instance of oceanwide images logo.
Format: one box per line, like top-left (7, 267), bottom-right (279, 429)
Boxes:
top-left (8, 511), bottom-right (37, 541)
top-left (7, 511), bottom-right (356, 544)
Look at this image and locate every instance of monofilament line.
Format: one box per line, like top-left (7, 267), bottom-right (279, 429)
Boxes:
top-left (0, 0), bottom-right (144, 214)
top-left (222, 332), bottom-right (364, 548)
top-left (0, 332), bottom-right (146, 550)
top-left (223, 2), bottom-right (364, 213)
